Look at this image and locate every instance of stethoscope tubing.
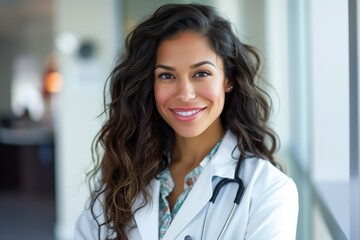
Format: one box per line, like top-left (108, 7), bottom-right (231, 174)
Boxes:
top-left (200, 203), bottom-right (212, 239)
top-left (201, 176), bottom-right (245, 240)
top-left (217, 203), bottom-right (239, 239)
top-left (200, 188), bottom-right (243, 240)
top-left (199, 159), bottom-right (245, 240)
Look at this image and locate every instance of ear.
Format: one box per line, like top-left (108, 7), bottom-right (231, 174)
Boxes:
top-left (225, 78), bottom-right (233, 92)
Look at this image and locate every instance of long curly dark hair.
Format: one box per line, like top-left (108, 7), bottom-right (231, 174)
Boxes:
top-left (88, 3), bottom-right (278, 239)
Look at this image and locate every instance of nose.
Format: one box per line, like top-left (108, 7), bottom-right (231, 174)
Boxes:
top-left (175, 79), bottom-right (196, 102)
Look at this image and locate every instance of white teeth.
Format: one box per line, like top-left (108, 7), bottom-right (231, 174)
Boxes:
top-left (175, 110), bottom-right (200, 116)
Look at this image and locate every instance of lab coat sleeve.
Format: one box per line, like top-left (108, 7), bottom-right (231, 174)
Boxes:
top-left (74, 198), bottom-right (108, 240)
top-left (245, 179), bottom-right (298, 240)
top-left (74, 207), bottom-right (98, 240)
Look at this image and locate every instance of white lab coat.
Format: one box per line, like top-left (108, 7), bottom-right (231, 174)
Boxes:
top-left (75, 131), bottom-right (298, 240)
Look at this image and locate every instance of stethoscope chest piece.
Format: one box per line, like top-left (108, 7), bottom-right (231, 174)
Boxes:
top-left (184, 235), bottom-right (192, 240)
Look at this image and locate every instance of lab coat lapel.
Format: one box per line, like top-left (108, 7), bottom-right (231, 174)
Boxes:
top-left (162, 161), bottom-right (214, 240)
top-left (211, 130), bottom-right (239, 178)
top-left (132, 179), bottom-right (160, 240)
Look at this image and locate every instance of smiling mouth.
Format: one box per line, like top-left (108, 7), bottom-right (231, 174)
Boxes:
top-left (170, 107), bottom-right (206, 121)
top-left (174, 109), bottom-right (202, 116)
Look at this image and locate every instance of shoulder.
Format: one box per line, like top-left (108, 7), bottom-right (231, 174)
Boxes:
top-left (242, 157), bottom-right (293, 184)
top-left (74, 196), bottom-right (115, 240)
top-left (220, 130), bottom-right (297, 200)
top-left (241, 157), bottom-right (297, 201)
top-left (215, 131), bottom-right (297, 198)
top-left (241, 157), bottom-right (298, 239)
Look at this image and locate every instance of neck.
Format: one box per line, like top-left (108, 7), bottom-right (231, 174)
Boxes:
top-left (171, 121), bottom-right (224, 169)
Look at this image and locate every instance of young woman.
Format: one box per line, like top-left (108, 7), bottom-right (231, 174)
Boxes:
top-left (75, 3), bottom-right (298, 240)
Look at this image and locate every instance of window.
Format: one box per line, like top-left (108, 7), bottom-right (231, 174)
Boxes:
top-left (288, 0), bottom-right (357, 239)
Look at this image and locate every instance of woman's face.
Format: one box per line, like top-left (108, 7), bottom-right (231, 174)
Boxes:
top-left (154, 31), bottom-right (229, 138)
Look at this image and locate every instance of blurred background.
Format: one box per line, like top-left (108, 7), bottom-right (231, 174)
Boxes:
top-left (0, 0), bottom-right (357, 239)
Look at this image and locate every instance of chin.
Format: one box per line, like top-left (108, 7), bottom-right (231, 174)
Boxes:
top-left (173, 128), bottom-right (205, 138)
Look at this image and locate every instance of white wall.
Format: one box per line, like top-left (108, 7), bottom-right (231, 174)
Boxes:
top-left (308, 0), bottom-right (349, 182)
top-left (53, 1), bottom-right (122, 239)
top-left (264, 0), bottom-right (290, 154)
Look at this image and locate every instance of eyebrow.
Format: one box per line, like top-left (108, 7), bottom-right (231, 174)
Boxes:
top-left (154, 61), bottom-right (216, 71)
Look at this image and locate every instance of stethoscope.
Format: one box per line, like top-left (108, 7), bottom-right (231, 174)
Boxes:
top-left (184, 159), bottom-right (245, 240)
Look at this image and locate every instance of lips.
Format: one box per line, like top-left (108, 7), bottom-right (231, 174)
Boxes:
top-left (170, 107), bottom-right (206, 122)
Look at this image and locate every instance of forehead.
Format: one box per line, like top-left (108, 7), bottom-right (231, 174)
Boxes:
top-left (156, 31), bottom-right (221, 66)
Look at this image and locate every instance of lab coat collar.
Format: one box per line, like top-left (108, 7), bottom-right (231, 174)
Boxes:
top-left (162, 130), bottom-right (240, 239)
top-left (211, 130), bottom-right (240, 179)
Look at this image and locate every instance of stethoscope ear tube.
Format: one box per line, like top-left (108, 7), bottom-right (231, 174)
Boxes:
top-left (209, 178), bottom-right (234, 203)
top-left (234, 177), bottom-right (245, 204)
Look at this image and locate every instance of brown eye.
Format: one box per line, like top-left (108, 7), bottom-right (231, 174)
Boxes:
top-left (194, 71), bottom-right (211, 78)
top-left (158, 73), bottom-right (175, 79)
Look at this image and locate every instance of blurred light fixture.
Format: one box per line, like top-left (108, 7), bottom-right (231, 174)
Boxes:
top-left (44, 71), bottom-right (63, 93)
top-left (55, 32), bottom-right (79, 55)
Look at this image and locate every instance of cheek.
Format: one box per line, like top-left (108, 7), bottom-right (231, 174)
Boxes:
top-left (154, 85), bottom-right (170, 109)
top-left (200, 85), bottom-right (225, 103)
